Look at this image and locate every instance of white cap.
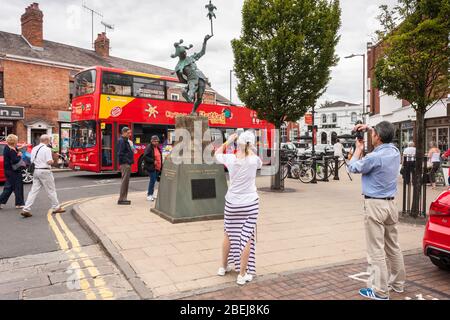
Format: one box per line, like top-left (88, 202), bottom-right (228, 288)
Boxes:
top-left (237, 130), bottom-right (256, 146)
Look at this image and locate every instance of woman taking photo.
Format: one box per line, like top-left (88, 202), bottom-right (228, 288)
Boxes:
top-left (428, 142), bottom-right (441, 189)
top-left (215, 131), bottom-right (262, 285)
top-left (0, 134), bottom-right (25, 209)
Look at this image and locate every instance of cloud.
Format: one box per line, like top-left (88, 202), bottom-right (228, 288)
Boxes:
top-left (0, 0), bottom-right (397, 107)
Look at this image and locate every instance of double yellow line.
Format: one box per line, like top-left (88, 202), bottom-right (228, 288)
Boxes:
top-left (47, 198), bottom-right (114, 300)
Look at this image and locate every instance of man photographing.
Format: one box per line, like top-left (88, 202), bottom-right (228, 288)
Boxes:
top-left (348, 121), bottom-right (405, 300)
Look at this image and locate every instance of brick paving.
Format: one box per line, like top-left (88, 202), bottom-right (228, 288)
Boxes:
top-left (185, 253), bottom-right (450, 300)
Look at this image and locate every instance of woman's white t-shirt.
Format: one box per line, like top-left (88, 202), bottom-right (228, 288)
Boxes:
top-left (216, 153), bottom-right (263, 205)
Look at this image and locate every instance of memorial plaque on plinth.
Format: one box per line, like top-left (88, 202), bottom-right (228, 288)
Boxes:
top-left (151, 116), bottom-right (227, 223)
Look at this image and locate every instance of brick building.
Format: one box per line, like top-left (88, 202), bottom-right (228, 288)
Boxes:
top-left (280, 122), bottom-right (300, 143)
top-left (367, 40), bottom-right (450, 153)
top-left (0, 3), bottom-right (230, 152)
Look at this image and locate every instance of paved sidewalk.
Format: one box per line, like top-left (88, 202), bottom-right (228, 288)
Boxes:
top-left (75, 174), bottom-right (441, 299)
top-left (186, 253), bottom-right (450, 300)
top-left (0, 245), bottom-right (138, 300)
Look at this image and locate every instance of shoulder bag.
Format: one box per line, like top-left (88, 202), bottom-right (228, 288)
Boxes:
top-left (29, 146), bottom-right (45, 175)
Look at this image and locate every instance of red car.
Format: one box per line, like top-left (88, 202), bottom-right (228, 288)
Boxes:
top-left (0, 142), bottom-right (34, 184)
top-left (423, 189), bottom-right (450, 271)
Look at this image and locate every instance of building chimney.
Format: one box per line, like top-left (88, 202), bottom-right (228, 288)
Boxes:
top-left (95, 32), bottom-right (110, 57)
top-left (21, 3), bottom-right (44, 48)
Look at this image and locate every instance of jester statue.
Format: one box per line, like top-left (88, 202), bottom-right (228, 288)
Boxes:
top-left (171, 35), bottom-right (212, 115)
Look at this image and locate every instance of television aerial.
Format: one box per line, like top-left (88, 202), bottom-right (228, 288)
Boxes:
top-left (101, 21), bottom-right (115, 33)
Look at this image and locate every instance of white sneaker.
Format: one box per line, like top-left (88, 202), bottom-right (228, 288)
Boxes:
top-left (236, 273), bottom-right (253, 285)
top-left (147, 195), bottom-right (154, 202)
top-left (217, 266), bottom-right (232, 276)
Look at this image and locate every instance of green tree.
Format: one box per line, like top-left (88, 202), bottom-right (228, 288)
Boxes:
top-left (232, 0), bottom-right (341, 190)
top-left (374, 0), bottom-right (450, 217)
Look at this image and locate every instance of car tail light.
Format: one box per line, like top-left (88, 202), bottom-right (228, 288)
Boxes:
top-left (429, 201), bottom-right (450, 216)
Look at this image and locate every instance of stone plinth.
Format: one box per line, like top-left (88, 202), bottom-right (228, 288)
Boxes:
top-left (151, 115), bottom-right (227, 223)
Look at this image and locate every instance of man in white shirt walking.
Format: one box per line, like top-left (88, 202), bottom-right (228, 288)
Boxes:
top-left (21, 135), bottom-right (65, 218)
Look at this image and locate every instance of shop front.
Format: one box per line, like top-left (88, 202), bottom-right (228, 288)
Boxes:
top-left (0, 106), bottom-right (24, 141)
top-left (58, 111), bottom-right (71, 158)
top-left (426, 117), bottom-right (450, 152)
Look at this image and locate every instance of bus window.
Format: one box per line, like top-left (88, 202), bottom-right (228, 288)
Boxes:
top-left (132, 124), bottom-right (167, 145)
top-left (75, 70), bottom-right (96, 97)
top-left (133, 77), bottom-right (165, 99)
top-left (102, 72), bottom-right (132, 96)
top-left (71, 121), bottom-right (97, 148)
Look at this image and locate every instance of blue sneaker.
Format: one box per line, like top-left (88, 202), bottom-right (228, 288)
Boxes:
top-left (359, 288), bottom-right (389, 300)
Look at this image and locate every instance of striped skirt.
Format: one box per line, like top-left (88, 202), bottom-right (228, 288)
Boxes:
top-left (224, 198), bottom-right (259, 275)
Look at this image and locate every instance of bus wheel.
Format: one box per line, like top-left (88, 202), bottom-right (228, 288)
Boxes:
top-left (138, 157), bottom-right (147, 177)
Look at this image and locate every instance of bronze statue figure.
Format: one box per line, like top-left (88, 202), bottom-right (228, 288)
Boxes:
top-left (171, 35), bottom-right (212, 115)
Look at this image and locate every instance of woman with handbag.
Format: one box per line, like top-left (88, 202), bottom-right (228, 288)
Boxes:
top-left (144, 135), bottom-right (162, 202)
top-left (0, 134), bottom-right (25, 209)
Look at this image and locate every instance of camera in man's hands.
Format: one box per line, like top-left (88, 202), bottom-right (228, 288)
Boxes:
top-left (351, 120), bottom-right (366, 140)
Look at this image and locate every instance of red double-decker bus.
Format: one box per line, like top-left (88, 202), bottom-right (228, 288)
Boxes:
top-left (70, 66), bottom-right (273, 175)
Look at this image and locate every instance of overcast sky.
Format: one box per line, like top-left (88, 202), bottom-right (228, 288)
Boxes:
top-left (0, 0), bottom-right (397, 105)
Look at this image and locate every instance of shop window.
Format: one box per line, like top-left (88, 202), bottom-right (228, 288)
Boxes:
top-left (427, 127), bottom-right (449, 151)
top-left (438, 128), bottom-right (449, 151)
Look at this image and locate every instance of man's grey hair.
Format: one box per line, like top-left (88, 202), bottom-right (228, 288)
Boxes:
top-left (373, 121), bottom-right (395, 144)
top-left (121, 127), bottom-right (130, 134)
top-left (40, 134), bottom-right (51, 143)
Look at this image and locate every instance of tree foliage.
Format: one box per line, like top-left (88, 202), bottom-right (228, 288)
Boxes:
top-left (231, 0), bottom-right (341, 129)
top-left (374, 0), bottom-right (450, 216)
top-left (374, 0), bottom-right (450, 112)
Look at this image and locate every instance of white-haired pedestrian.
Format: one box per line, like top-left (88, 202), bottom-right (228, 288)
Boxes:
top-left (21, 135), bottom-right (65, 218)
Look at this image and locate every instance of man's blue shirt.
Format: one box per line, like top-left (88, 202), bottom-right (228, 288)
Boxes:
top-left (348, 143), bottom-right (400, 198)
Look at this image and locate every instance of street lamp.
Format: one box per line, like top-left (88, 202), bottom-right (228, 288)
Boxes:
top-left (345, 53), bottom-right (366, 124)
